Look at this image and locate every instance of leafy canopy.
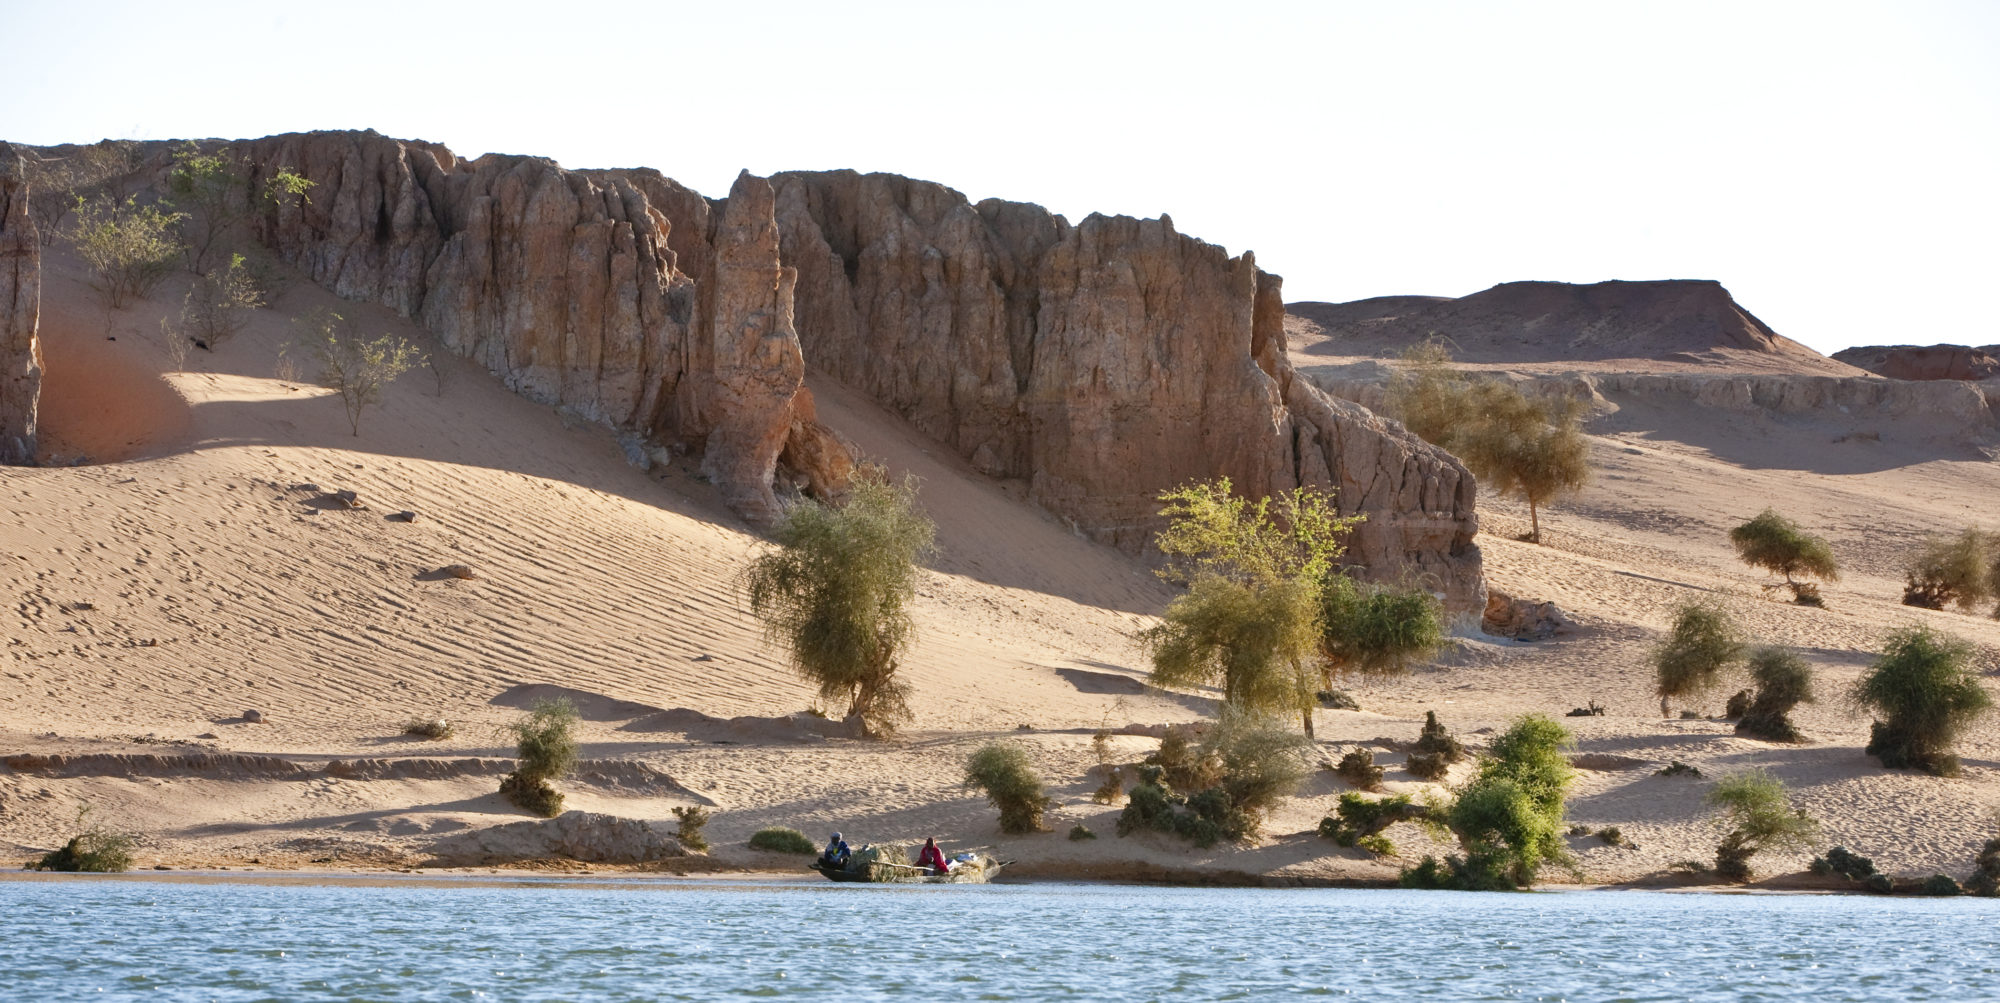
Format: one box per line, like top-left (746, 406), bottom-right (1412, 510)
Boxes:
top-left (746, 471), bottom-right (935, 736)
top-left (1729, 509), bottom-right (1840, 585)
top-left (1653, 599), bottom-right (1747, 710)
top-left (1852, 625), bottom-right (1993, 776)
top-left (1422, 714), bottom-right (1576, 890)
top-left (1707, 768), bottom-right (1819, 881)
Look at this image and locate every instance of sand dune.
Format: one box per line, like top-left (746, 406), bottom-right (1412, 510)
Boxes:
top-left (5, 248), bottom-right (2000, 888)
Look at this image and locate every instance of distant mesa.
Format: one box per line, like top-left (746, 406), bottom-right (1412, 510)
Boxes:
top-left (1831, 344), bottom-right (2000, 382)
top-left (1289, 279), bottom-right (1836, 370)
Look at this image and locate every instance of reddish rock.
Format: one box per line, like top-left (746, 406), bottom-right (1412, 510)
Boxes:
top-left (1832, 344), bottom-right (2000, 382)
top-left (0, 147), bottom-right (40, 464)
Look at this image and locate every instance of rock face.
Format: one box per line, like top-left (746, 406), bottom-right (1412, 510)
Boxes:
top-left (1482, 590), bottom-right (1575, 640)
top-left (206, 135), bottom-right (1479, 608)
top-left (1833, 344), bottom-right (2000, 382)
top-left (0, 148), bottom-right (40, 465)
top-left (225, 131), bottom-right (837, 524)
top-left (772, 172), bottom-right (1483, 610)
top-left (1289, 280), bottom-right (1844, 373)
top-left (425, 811), bottom-right (688, 865)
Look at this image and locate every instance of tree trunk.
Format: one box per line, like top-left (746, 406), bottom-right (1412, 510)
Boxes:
top-left (1660, 694), bottom-right (1670, 718)
top-left (1529, 500), bottom-right (1541, 544)
top-left (1302, 707), bottom-right (1315, 740)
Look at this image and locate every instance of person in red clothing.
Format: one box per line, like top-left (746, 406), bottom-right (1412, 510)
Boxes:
top-left (915, 836), bottom-right (951, 875)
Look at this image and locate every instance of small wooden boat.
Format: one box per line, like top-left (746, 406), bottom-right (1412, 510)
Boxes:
top-left (809, 852), bottom-right (1009, 884)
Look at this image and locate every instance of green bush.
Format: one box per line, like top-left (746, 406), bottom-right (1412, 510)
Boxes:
top-left (964, 743), bottom-right (1054, 834)
top-left (1810, 845), bottom-right (1877, 881)
top-left (1090, 765), bottom-right (1124, 805)
top-left (1736, 647), bottom-right (1814, 743)
top-left (1653, 600), bottom-right (1746, 716)
top-left (1405, 715), bottom-right (1576, 890)
top-left (747, 827), bottom-right (815, 854)
top-left (1319, 792), bottom-right (1433, 854)
top-left (69, 195), bottom-right (184, 308)
top-left (1707, 769), bottom-right (1818, 882)
top-left (1729, 508), bottom-right (1840, 604)
top-left (1853, 625), bottom-right (1993, 776)
top-left (671, 806), bottom-right (712, 852)
top-left (26, 805), bottom-right (135, 873)
top-left (1655, 761), bottom-right (1703, 778)
top-left (1921, 873), bottom-right (1963, 896)
top-left (1068, 824), bottom-right (1097, 841)
top-left (1118, 715), bottom-right (1307, 847)
top-left (1724, 689), bottom-right (1753, 719)
top-left (500, 697), bottom-right (579, 817)
top-left (1865, 873), bottom-right (1895, 894)
top-left (1319, 573), bottom-right (1446, 676)
top-left (1597, 826), bottom-right (1629, 848)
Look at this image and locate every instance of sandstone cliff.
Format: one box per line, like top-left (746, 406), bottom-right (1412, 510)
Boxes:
top-left (114, 135), bottom-right (1480, 608)
top-left (0, 148), bottom-right (39, 465)
top-left (1291, 280), bottom-right (1852, 375)
top-left (1832, 344), bottom-right (2000, 382)
top-left (772, 171), bottom-right (1482, 609)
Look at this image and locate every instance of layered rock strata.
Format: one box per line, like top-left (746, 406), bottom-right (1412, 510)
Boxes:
top-left (188, 135), bottom-right (1479, 607)
top-left (0, 148), bottom-right (40, 464)
top-left (1833, 344), bottom-right (2000, 382)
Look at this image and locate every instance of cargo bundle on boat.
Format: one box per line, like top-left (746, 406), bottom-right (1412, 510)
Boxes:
top-left (809, 844), bottom-right (1008, 883)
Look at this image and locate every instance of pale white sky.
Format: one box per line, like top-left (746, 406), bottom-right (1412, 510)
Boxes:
top-left (7, 0), bottom-right (1995, 354)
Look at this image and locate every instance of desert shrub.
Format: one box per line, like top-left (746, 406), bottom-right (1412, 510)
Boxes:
top-left (1921, 873), bottom-right (1963, 896)
top-left (299, 309), bottom-right (422, 436)
top-left (1091, 766), bottom-right (1124, 805)
top-left (1320, 792), bottom-right (1433, 854)
top-left (166, 145), bottom-right (315, 274)
top-left (1335, 748), bottom-right (1384, 791)
top-left (747, 827), bottom-right (815, 854)
top-left (1147, 727), bottom-right (1222, 793)
top-left (1565, 702), bottom-right (1606, 717)
top-left (1405, 714), bottom-right (1576, 891)
top-left (1068, 824), bottom-right (1097, 841)
top-left (1736, 647), bottom-right (1815, 743)
top-left (1809, 845), bottom-right (1877, 881)
top-left (1652, 599), bottom-right (1746, 716)
top-left (671, 806), bottom-right (712, 852)
top-left (499, 697), bottom-right (579, 817)
top-left (1656, 761), bottom-right (1703, 778)
top-left (1902, 528), bottom-right (1993, 611)
top-left (27, 805), bottom-right (135, 873)
top-left (182, 253), bottom-right (264, 350)
top-left (746, 471), bottom-right (935, 737)
top-left (964, 743), bottom-right (1053, 834)
top-left (1596, 826), bottom-right (1629, 847)
top-left (1729, 509), bottom-right (1840, 604)
top-left (1204, 712), bottom-right (1310, 823)
top-left (69, 195), bottom-right (184, 308)
top-left (1964, 839), bottom-right (2000, 896)
top-left (1707, 768), bottom-right (1819, 882)
top-left (1724, 689), bottom-right (1753, 719)
top-left (1142, 479), bottom-right (1362, 734)
top-left (1319, 573), bottom-right (1446, 677)
top-left (1405, 711), bottom-right (1466, 781)
top-left (402, 716), bottom-right (454, 740)
top-left (1118, 715), bottom-right (1307, 847)
top-left (1316, 689), bottom-right (1360, 711)
top-left (1853, 625), bottom-right (1993, 776)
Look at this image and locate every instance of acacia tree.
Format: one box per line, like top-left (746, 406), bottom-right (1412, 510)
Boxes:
top-left (182, 253), bottom-right (264, 350)
top-left (166, 144), bottom-right (313, 274)
top-left (1653, 599), bottom-right (1746, 717)
top-left (1387, 344), bottom-right (1589, 543)
top-left (1736, 647), bottom-right (1815, 743)
top-left (1853, 625), bottom-right (1993, 776)
top-left (68, 196), bottom-right (184, 308)
top-left (299, 308), bottom-right (421, 435)
top-left (1140, 478), bottom-right (1362, 736)
top-left (745, 472), bottom-right (936, 737)
top-left (1728, 509), bottom-right (1840, 605)
top-left (1707, 769), bottom-right (1819, 882)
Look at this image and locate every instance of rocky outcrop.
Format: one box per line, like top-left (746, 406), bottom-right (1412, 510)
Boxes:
top-left (1289, 280), bottom-right (1849, 374)
top-left (425, 811), bottom-right (688, 865)
top-left (223, 131), bottom-right (838, 523)
top-left (0, 148), bottom-right (40, 465)
top-left (162, 135), bottom-right (1479, 606)
top-left (772, 172), bottom-right (1483, 610)
top-left (1833, 344), bottom-right (2000, 382)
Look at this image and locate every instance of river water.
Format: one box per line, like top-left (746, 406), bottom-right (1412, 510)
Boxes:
top-left (5, 876), bottom-right (1995, 1001)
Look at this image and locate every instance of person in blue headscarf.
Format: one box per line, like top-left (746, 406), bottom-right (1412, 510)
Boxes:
top-left (821, 832), bottom-right (851, 868)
